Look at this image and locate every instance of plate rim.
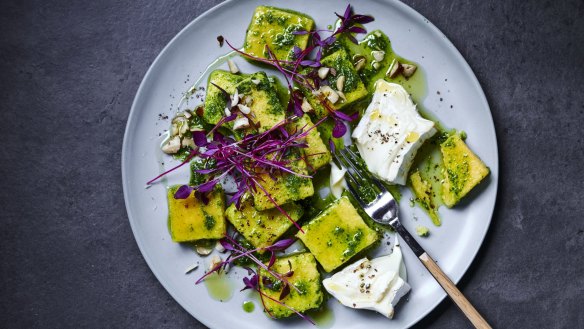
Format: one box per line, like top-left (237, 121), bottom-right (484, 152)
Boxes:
top-left (121, 0), bottom-right (499, 328)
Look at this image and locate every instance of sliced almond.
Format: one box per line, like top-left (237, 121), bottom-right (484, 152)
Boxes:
top-left (224, 107), bottom-right (231, 116)
top-left (161, 136), bottom-right (181, 154)
top-left (336, 75), bottom-right (346, 92)
top-left (337, 91), bottom-right (347, 103)
top-left (372, 61), bottom-right (381, 70)
top-left (233, 117), bottom-right (250, 130)
top-left (251, 78), bottom-right (261, 85)
top-left (386, 59), bottom-right (402, 78)
top-left (301, 97), bottom-right (313, 113)
top-left (354, 58), bottom-right (366, 71)
top-left (237, 103), bottom-right (251, 114)
top-left (318, 67), bottom-right (330, 80)
top-left (227, 59), bottom-right (239, 74)
top-left (330, 67), bottom-right (337, 76)
top-left (371, 50), bottom-right (385, 62)
top-left (183, 111), bottom-right (192, 119)
top-left (401, 63), bottom-right (417, 78)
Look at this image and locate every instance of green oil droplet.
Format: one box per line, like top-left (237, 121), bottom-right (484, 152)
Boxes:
top-left (242, 301), bottom-right (255, 313)
top-left (203, 272), bottom-right (234, 302)
top-left (308, 307), bottom-right (334, 327)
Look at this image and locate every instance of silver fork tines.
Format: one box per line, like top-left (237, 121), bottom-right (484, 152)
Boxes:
top-left (333, 147), bottom-right (423, 257)
top-left (334, 147), bottom-right (398, 223)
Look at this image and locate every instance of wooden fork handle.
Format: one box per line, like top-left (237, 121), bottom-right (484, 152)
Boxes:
top-left (419, 252), bottom-right (492, 329)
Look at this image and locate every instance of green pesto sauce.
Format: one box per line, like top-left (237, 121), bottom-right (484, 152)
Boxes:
top-left (331, 30), bottom-right (427, 105)
top-left (273, 24), bottom-right (302, 48)
top-left (203, 212), bottom-right (216, 230)
top-left (242, 301), bottom-right (255, 313)
top-left (408, 128), bottom-right (456, 226)
top-left (342, 229), bottom-right (364, 258)
top-left (293, 280), bottom-right (309, 295)
top-left (203, 272), bottom-right (234, 302)
top-left (285, 173), bottom-right (307, 196)
top-left (268, 76), bottom-right (290, 108)
top-left (327, 55), bottom-right (359, 93)
top-left (190, 159), bottom-right (216, 186)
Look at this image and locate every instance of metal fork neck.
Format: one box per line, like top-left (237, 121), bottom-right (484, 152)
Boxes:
top-left (390, 218), bottom-right (425, 257)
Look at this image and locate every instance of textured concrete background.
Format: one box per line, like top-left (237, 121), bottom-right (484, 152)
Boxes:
top-left (1, 0), bottom-right (583, 328)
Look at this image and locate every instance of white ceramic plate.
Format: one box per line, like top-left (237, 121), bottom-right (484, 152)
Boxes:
top-left (122, 0), bottom-right (499, 328)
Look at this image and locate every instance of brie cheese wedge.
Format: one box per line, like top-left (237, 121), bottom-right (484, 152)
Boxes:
top-left (323, 237), bottom-right (411, 319)
top-left (352, 80), bottom-right (436, 185)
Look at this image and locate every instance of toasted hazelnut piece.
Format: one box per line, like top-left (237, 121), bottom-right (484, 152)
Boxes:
top-left (354, 58), bottom-right (366, 71)
top-left (318, 67), bottom-right (330, 80)
top-left (237, 103), bottom-right (251, 114)
top-left (215, 241), bottom-right (226, 253)
top-left (208, 255), bottom-right (222, 271)
top-left (181, 137), bottom-right (195, 148)
top-left (162, 136), bottom-right (181, 154)
top-left (233, 117), bottom-right (250, 130)
top-left (301, 97), bottom-right (313, 113)
top-left (170, 124), bottom-right (178, 136)
top-left (336, 75), bottom-right (346, 92)
top-left (352, 54), bottom-right (365, 62)
top-left (401, 63), bottom-right (417, 78)
top-left (231, 89), bottom-right (239, 106)
top-left (371, 50), bottom-right (385, 62)
top-left (227, 59), bottom-right (239, 74)
top-left (320, 86), bottom-right (339, 104)
top-left (179, 122), bottom-right (189, 136)
top-left (386, 59), bottom-right (402, 78)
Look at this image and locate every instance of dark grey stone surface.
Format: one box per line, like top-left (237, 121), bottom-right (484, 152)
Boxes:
top-left (0, 0), bottom-right (582, 328)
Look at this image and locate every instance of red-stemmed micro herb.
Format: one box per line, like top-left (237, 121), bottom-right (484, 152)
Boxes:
top-left (149, 4), bottom-right (372, 228)
top-left (225, 4), bottom-right (373, 138)
top-left (148, 114), bottom-right (327, 232)
top-left (195, 235), bottom-right (315, 324)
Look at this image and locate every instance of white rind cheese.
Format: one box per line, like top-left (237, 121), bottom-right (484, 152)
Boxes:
top-left (352, 80), bottom-right (436, 185)
top-left (322, 237), bottom-right (410, 319)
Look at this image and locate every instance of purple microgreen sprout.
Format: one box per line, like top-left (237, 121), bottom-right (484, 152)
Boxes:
top-left (196, 235), bottom-right (313, 324)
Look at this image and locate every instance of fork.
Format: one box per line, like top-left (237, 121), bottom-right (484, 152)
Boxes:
top-left (334, 147), bottom-right (492, 329)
